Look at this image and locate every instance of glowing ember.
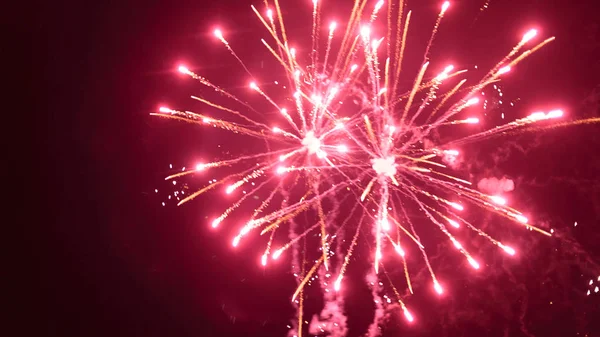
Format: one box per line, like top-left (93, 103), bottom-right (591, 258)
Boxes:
top-left (434, 281), bottom-right (444, 295)
top-left (468, 258), bottom-right (481, 269)
top-left (490, 195), bottom-right (507, 205)
top-left (450, 202), bottom-right (464, 211)
top-left (334, 278), bottom-right (342, 292)
top-left (515, 214), bottom-right (529, 224)
top-left (497, 66), bottom-right (511, 75)
top-left (522, 29), bottom-right (538, 42)
top-left (448, 219), bottom-right (460, 228)
top-left (395, 245), bottom-right (406, 257)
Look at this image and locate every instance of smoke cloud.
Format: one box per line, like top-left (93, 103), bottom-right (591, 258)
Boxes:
top-left (477, 177), bottom-right (515, 195)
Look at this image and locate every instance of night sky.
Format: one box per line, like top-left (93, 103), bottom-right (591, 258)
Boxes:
top-left (35, 0), bottom-right (600, 336)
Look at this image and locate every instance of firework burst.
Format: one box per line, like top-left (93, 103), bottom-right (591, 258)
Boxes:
top-left (154, 0), bottom-right (599, 336)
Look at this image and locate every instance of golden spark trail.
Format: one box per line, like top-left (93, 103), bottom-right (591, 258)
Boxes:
top-left (392, 10), bottom-right (411, 100)
top-left (334, 211), bottom-right (364, 291)
top-left (292, 255), bottom-right (324, 302)
top-left (400, 61), bottom-right (429, 125)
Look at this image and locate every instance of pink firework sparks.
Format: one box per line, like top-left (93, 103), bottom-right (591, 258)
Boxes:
top-left (153, 1), bottom-right (600, 336)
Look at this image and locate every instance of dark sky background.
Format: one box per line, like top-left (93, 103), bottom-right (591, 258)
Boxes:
top-left (34, 0), bottom-right (600, 336)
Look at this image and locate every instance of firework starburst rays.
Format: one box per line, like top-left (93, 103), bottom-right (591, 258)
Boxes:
top-left (153, 1), bottom-right (599, 336)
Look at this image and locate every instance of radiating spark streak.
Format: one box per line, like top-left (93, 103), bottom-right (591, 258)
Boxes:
top-left (392, 9), bottom-right (411, 99)
top-left (370, 0), bottom-right (385, 23)
top-left (511, 37), bottom-right (555, 66)
top-left (383, 58), bottom-right (391, 110)
top-left (322, 22), bottom-right (337, 75)
top-left (374, 183), bottom-right (392, 273)
top-left (150, 110), bottom-right (274, 140)
top-left (388, 215), bottom-right (425, 249)
top-left (332, 0), bottom-right (368, 82)
top-left (262, 229), bottom-right (277, 265)
top-left (379, 263), bottom-right (412, 321)
top-left (249, 82), bottom-right (286, 114)
top-left (226, 169), bottom-right (266, 194)
top-left (272, 126), bottom-right (300, 140)
top-left (339, 34), bottom-right (364, 82)
top-left (426, 38), bottom-right (554, 134)
top-left (482, 29), bottom-right (542, 81)
top-left (391, 67), bottom-right (467, 109)
top-left (424, 78), bottom-right (467, 123)
top-left (405, 166), bottom-right (430, 173)
top-left (398, 154), bottom-right (446, 168)
top-left (259, 38), bottom-right (292, 74)
top-left (279, 148), bottom-right (304, 162)
top-left (383, 233), bottom-right (404, 256)
top-left (459, 116), bottom-right (600, 146)
top-left (254, 176), bottom-right (363, 234)
top-left (361, 178), bottom-right (377, 201)
top-left (404, 188), bottom-right (482, 272)
top-left (176, 66), bottom-right (259, 115)
top-left (265, 5), bottom-right (296, 91)
top-left (408, 65), bottom-right (455, 126)
top-left (292, 255), bottom-right (324, 302)
top-left (260, 203), bottom-right (311, 235)
top-left (296, 228), bottom-right (308, 337)
top-left (364, 115), bottom-right (378, 146)
top-left (415, 172), bottom-right (553, 237)
top-left (251, 4), bottom-right (298, 91)
top-left (445, 109), bottom-right (565, 148)
top-left (402, 252), bottom-right (412, 293)
top-left (177, 177), bottom-right (225, 206)
top-left (401, 61), bottom-right (429, 125)
top-left (395, 202), bottom-right (440, 289)
top-left (190, 95), bottom-right (269, 129)
top-left (278, 108), bottom-right (301, 134)
top-left (384, 208), bottom-right (412, 297)
top-left (422, 2), bottom-right (449, 61)
top-left (335, 210), bottom-right (364, 291)
top-left (316, 192), bottom-right (330, 271)
top-left (214, 29), bottom-right (255, 79)
top-left (164, 150), bottom-right (291, 181)
top-left (272, 222), bottom-right (321, 258)
top-left (430, 170), bottom-right (472, 185)
top-left (214, 178), bottom-right (273, 229)
top-left (520, 117), bottom-right (600, 133)
top-left (310, 0), bottom-right (319, 79)
top-left (442, 117), bottom-right (481, 125)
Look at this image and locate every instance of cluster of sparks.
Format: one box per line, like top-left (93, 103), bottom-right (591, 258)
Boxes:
top-left (587, 276), bottom-right (600, 296)
top-left (154, 0), bottom-right (600, 335)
